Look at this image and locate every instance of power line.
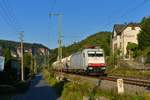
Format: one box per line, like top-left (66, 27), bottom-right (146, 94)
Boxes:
top-left (100, 0), bottom-right (149, 30)
top-left (118, 0), bottom-right (149, 19)
top-left (4, 0), bottom-right (22, 31)
top-left (0, 2), bottom-right (18, 32)
top-left (0, 0), bottom-right (22, 33)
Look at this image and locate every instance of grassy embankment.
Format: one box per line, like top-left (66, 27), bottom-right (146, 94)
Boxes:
top-left (107, 67), bottom-right (150, 79)
top-left (62, 82), bottom-right (150, 100)
top-left (42, 69), bottom-right (150, 100)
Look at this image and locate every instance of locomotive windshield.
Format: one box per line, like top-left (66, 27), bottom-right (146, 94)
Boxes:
top-left (88, 51), bottom-right (103, 57)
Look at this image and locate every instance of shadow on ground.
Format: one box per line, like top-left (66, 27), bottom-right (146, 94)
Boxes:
top-left (12, 75), bottom-right (60, 100)
top-left (12, 86), bottom-right (59, 100)
top-left (0, 75), bottom-right (39, 100)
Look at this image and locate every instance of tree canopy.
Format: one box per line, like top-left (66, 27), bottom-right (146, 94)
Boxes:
top-left (126, 42), bottom-right (138, 58)
top-left (138, 17), bottom-right (150, 50)
top-left (3, 48), bottom-right (11, 64)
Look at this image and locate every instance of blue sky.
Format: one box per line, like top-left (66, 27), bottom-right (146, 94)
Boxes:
top-left (0, 0), bottom-right (150, 49)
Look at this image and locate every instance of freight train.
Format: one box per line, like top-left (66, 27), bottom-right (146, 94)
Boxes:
top-left (52, 48), bottom-right (107, 75)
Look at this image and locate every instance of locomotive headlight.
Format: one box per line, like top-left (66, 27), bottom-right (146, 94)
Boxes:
top-left (89, 67), bottom-right (93, 70)
top-left (101, 67), bottom-right (106, 70)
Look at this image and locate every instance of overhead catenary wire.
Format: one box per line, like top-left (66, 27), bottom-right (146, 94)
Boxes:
top-left (0, 0), bottom-right (25, 74)
top-left (118, 0), bottom-right (149, 20)
top-left (0, 2), bottom-right (18, 32)
top-left (0, 0), bottom-right (22, 33)
top-left (3, 0), bottom-right (22, 31)
top-left (100, 0), bottom-right (149, 30)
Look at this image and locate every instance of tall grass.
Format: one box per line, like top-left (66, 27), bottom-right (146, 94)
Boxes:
top-left (42, 69), bottom-right (150, 100)
top-left (93, 88), bottom-right (146, 100)
top-left (61, 82), bottom-right (93, 100)
top-left (61, 81), bottom-right (149, 100)
top-left (42, 69), bottom-right (58, 86)
top-left (109, 67), bottom-right (150, 78)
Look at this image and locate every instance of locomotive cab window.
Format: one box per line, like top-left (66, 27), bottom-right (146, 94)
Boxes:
top-left (95, 53), bottom-right (103, 57)
top-left (88, 54), bottom-right (95, 57)
top-left (88, 51), bottom-right (95, 57)
top-left (96, 52), bottom-right (103, 57)
top-left (88, 51), bottom-right (103, 57)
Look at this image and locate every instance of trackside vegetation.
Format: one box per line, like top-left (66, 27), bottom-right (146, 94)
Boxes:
top-left (108, 67), bottom-right (150, 78)
top-left (42, 69), bottom-right (150, 100)
top-left (42, 68), bottom-right (57, 86)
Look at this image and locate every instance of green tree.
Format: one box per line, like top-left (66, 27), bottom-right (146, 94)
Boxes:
top-left (64, 32), bottom-right (112, 57)
top-left (3, 48), bottom-right (11, 64)
top-left (24, 53), bottom-right (31, 68)
top-left (126, 42), bottom-right (138, 58)
top-left (138, 17), bottom-right (150, 50)
top-left (23, 53), bottom-right (31, 79)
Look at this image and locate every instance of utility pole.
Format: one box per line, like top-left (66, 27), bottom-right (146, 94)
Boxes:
top-left (20, 32), bottom-right (24, 81)
top-left (123, 33), bottom-right (125, 59)
top-left (30, 50), bottom-right (33, 74)
top-left (34, 56), bottom-right (37, 74)
top-left (49, 13), bottom-right (63, 77)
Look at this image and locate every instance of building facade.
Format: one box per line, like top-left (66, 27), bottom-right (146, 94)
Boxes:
top-left (112, 23), bottom-right (141, 58)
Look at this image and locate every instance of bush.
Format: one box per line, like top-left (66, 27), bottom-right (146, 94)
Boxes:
top-left (42, 69), bottom-right (57, 86)
top-left (61, 82), bottom-right (93, 100)
top-left (94, 88), bottom-right (144, 100)
top-left (143, 93), bottom-right (150, 100)
top-left (109, 67), bottom-right (150, 78)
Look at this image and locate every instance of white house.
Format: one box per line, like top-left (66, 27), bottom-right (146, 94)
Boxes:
top-left (112, 23), bottom-right (141, 58)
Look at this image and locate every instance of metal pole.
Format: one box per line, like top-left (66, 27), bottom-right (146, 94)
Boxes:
top-left (20, 32), bottom-right (24, 81)
top-left (49, 13), bottom-right (63, 69)
top-left (30, 52), bottom-right (33, 74)
top-left (123, 33), bottom-right (125, 59)
top-left (34, 56), bottom-right (37, 74)
top-left (58, 14), bottom-right (62, 68)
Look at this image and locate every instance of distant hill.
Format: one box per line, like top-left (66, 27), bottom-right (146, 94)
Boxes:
top-left (49, 31), bottom-right (112, 64)
top-left (0, 40), bottom-right (49, 50)
top-left (0, 39), bottom-right (50, 57)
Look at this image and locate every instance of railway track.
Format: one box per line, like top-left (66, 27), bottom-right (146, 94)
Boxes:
top-left (99, 76), bottom-right (150, 87)
top-left (59, 72), bottom-right (150, 87)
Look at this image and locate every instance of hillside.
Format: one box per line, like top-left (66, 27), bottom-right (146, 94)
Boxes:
top-left (49, 31), bottom-right (112, 64)
top-left (0, 39), bottom-right (50, 57)
top-left (0, 40), bottom-right (49, 50)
